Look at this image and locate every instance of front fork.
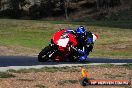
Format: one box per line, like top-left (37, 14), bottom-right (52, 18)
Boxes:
top-left (48, 43), bottom-right (58, 57)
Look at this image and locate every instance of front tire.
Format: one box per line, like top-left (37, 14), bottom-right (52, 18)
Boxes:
top-left (38, 46), bottom-right (52, 62)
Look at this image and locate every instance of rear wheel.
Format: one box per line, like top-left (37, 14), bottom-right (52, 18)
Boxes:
top-left (38, 46), bottom-right (52, 62)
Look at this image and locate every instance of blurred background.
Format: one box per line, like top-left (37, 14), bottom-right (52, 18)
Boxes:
top-left (0, 0), bottom-right (132, 58)
top-left (0, 0), bottom-right (131, 21)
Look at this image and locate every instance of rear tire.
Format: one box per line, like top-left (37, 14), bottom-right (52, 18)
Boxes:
top-left (38, 46), bottom-right (52, 62)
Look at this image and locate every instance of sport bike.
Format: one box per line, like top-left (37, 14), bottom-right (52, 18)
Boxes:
top-left (38, 29), bottom-right (78, 62)
top-left (38, 29), bottom-right (98, 62)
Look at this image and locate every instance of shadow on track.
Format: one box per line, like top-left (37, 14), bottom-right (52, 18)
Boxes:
top-left (0, 56), bottom-right (132, 67)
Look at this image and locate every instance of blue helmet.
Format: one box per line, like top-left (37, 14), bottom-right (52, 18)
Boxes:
top-left (75, 26), bottom-right (86, 34)
top-left (75, 26), bottom-right (87, 38)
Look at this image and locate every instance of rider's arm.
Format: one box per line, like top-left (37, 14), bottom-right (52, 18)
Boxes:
top-left (86, 31), bottom-right (94, 52)
top-left (86, 31), bottom-right (93, 44)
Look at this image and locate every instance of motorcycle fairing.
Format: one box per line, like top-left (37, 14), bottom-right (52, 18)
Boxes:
top-left (57, 38), bottom-right (69, 47)
top-left (52, 29), bottom-right (77, 47)
top-left (52, 29), bottom-right (65, 45)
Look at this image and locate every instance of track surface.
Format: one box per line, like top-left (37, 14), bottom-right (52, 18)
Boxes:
top-left (0, 56), bottom-right (132, 71)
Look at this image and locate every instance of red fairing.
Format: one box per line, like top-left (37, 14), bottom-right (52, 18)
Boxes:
top-left (52, 29), bottom-right (65, 45)
top-left (52, 29), bottom-right (77, 61)
top-left (51, 29), bottom-right (78, 61)
top-left (68, 33), bottom-right (77, 46)
top-left (52, 29), bottom-right (77, 47)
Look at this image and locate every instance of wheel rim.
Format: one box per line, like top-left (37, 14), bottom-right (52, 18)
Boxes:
top-left (42, 55), bottom-right (46, 59)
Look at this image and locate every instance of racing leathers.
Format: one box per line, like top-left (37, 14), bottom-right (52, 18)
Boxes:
top-left (75, 31), bottom-right (94, 61)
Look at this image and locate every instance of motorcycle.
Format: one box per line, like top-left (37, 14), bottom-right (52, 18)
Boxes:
top-left (38, 29), bottom-right (98, 62)
top-left (38, 29), bottom-right (79, 62)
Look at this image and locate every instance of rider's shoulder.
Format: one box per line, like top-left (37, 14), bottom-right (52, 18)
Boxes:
top-left (86, 31), bottom-right (92, 35)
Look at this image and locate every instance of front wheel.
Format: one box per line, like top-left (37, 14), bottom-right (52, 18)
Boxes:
top-left (38, 46), bottom-right (52, 62)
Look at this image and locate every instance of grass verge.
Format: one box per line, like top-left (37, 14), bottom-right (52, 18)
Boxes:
top-left (58, 79), bottom-right (78, 85)
top-left (0, 72), bottom-right (16, 78)
top-left (35, 84), bottom-right (48, 88)
top-left (7, 66), bottom-right (80, 73)
top-left (121, 64), bottom-right (132, 70)
top-left (0, 19), bottom-right (132, 58)
top-left (17, 78), bottom-right (34, 82)
top-left (6, 64), bottom-right (131, 73)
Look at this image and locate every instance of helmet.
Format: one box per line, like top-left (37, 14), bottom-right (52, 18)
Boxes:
top-left (75, 26), bottom-right (86, 34)
top-left (75, 26), bottom-right (87, 39)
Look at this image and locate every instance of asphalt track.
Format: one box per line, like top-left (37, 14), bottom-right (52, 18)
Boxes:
top-left (0, 56), bottom-right (132, 71)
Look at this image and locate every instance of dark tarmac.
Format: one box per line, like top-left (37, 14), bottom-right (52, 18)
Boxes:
top-left (0, 56), bottom-right (132, 67)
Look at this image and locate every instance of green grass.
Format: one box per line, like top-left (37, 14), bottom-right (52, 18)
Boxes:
top-left (0, 19), bottom-right (132, 58)
top-left (0, 72), bottom-right (16, 78)
top-left (58, 79), bottom-right (78, 85)
top-left (1, 64), bottom-right (129, 76)
top-left (0, 20), bottom-right (57, 49)
top-left (7, 66), bottom-right (80, 73)
top-left (121, 64), bottom-right (132, 70)
top-left (7, 64), bottom-right (131, 73)
top-left (35, 84), bottom-right (48, 88)
top-left (17, 79), bottom-right (34, 82)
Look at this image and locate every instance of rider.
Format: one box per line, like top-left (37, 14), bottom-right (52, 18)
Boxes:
top-left (74, 26), bottom-right (94, 61)
top-left (65, 26), bottom-right (96, 61)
